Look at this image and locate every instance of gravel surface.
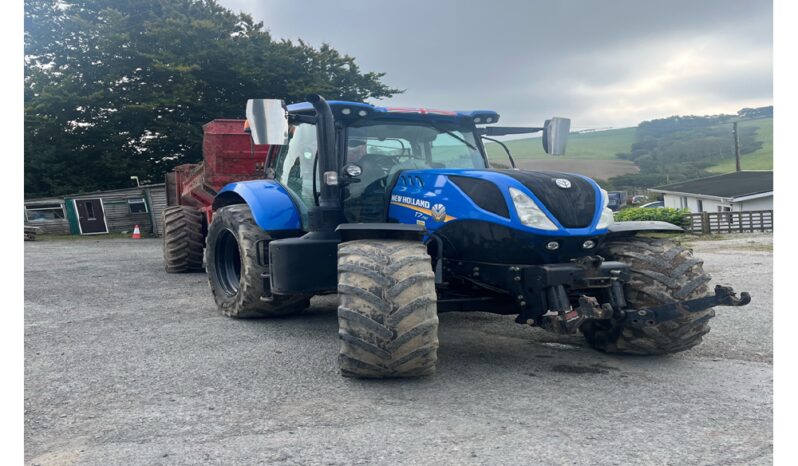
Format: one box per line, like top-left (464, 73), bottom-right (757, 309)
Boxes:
top-left (24, 235), bottom-right (772, 465)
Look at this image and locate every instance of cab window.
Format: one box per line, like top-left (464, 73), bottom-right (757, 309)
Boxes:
top-left (273, 123), bottom-right (318, 210)
top-left (430, 130), bottom-right (484, 168)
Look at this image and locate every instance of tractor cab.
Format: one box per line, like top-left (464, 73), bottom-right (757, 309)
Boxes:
top-left (270, 102), bottom-right (494, 225)
top-left (263, 100), bottom-right (567, 229)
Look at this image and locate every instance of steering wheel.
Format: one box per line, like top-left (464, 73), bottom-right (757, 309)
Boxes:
top-left (357, 154), bottom-right (401, 175)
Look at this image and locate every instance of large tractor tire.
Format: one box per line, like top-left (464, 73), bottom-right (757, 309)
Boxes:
top-left (581, 236), bottom-right (714, 355)
top-left (205, 204), bottom-right (309, 318)
top-left (337, 240), bottom-right (439, 378)
top-left (163, 206), bottom-right (205, 273)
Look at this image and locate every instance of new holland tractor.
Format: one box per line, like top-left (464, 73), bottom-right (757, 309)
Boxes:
top-left (193, 95), bottom-right (749, 378)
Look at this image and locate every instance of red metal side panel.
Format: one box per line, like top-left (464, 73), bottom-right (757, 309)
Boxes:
top-left (172, 119), bottom-right (270, 213)
top-left (201, 119), bottom-right (269, 192)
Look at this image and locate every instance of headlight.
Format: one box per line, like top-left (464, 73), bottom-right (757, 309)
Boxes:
top-left (596, 188), bottom-right (614, 229)
top-left (509, 187), bottom-right (558, 231)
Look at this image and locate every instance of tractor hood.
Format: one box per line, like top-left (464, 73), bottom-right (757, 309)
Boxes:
top-left (492, 170), bottom-right (596, 228)
top-left (386, 168), bottom-right (607, 237)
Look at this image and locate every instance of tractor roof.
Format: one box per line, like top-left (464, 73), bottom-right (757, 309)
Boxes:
top-left (286, 100), bottom-right (500, 125)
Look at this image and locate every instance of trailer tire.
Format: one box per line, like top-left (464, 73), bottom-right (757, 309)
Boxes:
top-left (581, 236), bottom-right (714, 355)
top-left (206, 204), bottom-right (310, 318)
top-left (337, 240), bottom-right (439, 378)
top-left (163, 206), bottom-right (205, 273)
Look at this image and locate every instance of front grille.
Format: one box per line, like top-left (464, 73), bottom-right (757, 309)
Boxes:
top-left (449, 175), bottom-right (510, 218)
top-left (497, 170), bottom-right (596, 228)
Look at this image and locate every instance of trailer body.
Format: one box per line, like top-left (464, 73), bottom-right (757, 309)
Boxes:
top-left (165, 119), bottom-right (269, 222)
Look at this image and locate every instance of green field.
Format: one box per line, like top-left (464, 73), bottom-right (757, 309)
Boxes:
top-left (485, 117), bottom-right (773, 176)
top-left (485, 127), bottom-right (639, 180)
top-left (707, 118), bottom-right (773, 172)
top-left (485, 126), bottom-right (636, 160)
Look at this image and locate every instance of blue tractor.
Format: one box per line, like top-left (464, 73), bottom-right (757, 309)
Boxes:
top-left (203, 95), bottom-right (749, 378)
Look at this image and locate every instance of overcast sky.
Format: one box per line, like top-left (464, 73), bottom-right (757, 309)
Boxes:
top-left (219, 0), bottom-right (772, 130)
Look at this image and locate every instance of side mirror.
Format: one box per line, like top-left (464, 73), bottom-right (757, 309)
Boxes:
top-left (542, 117), bottom-right (571, 155)
top-left (246, 99), bottom-right (289, 145)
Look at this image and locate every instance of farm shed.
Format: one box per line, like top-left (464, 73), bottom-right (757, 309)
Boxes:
top-left (24, 184), bottom-right (168, 236)
top-left (649, 171), bottom-right (773, 214)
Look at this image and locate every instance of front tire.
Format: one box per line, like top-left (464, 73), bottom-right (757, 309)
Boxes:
top-left (337, 240), bottom-right (439, 378)
top-left (581, 236), bottom-right (714, 354)
top-left (205, 204), bottom-right (309, 318)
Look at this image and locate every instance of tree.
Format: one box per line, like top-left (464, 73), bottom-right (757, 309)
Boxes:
top-left (24, 0), bottom-right (401, 197)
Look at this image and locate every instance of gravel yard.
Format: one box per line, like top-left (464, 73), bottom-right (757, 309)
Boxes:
top-left (24, 234), bottom-right (773, 465)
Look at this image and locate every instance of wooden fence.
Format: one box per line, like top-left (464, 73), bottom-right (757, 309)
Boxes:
top-left (683, 210), bottom-right (773, 234)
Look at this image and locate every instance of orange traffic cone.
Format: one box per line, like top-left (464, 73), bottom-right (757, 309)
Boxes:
top-left (131, 225), bottom-right (141, 239)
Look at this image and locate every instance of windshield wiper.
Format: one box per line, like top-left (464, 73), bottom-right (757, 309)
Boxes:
top-left (431, 125), bottom-right (477, 151)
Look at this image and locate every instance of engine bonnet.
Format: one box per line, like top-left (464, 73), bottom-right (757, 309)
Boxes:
top-left (492, 170), bottom-right (597, 228)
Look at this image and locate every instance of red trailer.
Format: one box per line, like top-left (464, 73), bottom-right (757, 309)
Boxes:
top-left (163, 119), bottom-right (268, 272)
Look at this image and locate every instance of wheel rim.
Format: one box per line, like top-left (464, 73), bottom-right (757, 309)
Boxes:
top-left (215, 229), bottom-right (242, 295)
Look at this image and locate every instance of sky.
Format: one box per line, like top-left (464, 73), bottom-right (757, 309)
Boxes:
top-left (219, 0), bottom-right (773, 130)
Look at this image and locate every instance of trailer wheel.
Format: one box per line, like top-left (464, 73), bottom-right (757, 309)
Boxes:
top-left (163, 206), bottom-right (205, 273)
top-left (205, 204), bottom-right (309, 318)
top-left (581, 236), bottom-right (714, 354)
top-left (337, 240), bottom-right (439, 378)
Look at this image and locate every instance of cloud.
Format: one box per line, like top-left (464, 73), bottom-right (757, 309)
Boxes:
top-left (220, 0), bottom-right (773, 129)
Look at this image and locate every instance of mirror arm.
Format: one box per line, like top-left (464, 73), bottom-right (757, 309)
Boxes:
top-left (481, 136), bottom-right (516, 169)
top-left (478, 126), bottom-right (544, 137)
top-left (289, 114), bottom-right (317, 125)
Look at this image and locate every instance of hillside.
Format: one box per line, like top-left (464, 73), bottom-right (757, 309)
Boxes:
top-left (485, 127), bottom-right (638, 181)
top-left (485, 116), bottom-right (773, 183)
top-left (485, 126), bottom-right (636, 160)
top-left (707, 118), bottom-right (773, 172)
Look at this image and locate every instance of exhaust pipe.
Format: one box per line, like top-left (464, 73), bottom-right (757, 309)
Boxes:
top-left (306, 94), bottom-right (341, 232)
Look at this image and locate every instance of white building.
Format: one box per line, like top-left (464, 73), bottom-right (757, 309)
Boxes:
top-left (649, 171), bottom-right (772, 214)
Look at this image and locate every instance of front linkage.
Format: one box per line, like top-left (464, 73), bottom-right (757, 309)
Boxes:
top-left (623, 285), bottom-right (750, 329)
top-left (441, 255), bottom-right (750, 334)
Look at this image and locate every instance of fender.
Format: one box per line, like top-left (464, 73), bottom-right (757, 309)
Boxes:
top-left (336, 223), bottom-right (426, 242)
top-left (213, 180), bottom-right (303, 232)
top-left (606, 220), bottom-right (684, 237)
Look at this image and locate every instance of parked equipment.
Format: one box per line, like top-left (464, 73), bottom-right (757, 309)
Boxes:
top-left (162, 120), bottom-right (268, 272)
top-left (607, 191), bottom-right (628, 211)
top-left (203, 96), bottom-right (750, 378)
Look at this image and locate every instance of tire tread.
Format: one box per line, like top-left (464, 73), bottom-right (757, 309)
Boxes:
top-left (337, 240), bottom-right (439, 378)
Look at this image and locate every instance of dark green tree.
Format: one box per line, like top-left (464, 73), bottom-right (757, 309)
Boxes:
top-left (24, 0), bottom-right (401, 197)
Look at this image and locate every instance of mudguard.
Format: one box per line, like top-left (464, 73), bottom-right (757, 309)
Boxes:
top-left (213, 180), bottom-right (303, 232)
top-left (606, 221), bottom-right (684, 236)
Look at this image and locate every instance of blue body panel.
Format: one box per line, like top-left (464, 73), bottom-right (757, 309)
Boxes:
top-left (387, 169), bottom-right (607, 237)
top-left (217, 180), bottom-right (302, 231)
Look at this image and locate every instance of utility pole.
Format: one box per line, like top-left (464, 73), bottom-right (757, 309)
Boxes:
top-left (732, 122), bottom-right (741, 172)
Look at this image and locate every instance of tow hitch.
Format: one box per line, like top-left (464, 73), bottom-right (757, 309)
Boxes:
top-left (623, 285), bottom-right (751, 328)
top-left (540, 285), bottom-right (750, 334)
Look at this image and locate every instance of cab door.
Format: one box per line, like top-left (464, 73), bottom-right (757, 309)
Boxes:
top-left (271, 123), bottom-right (319, 227)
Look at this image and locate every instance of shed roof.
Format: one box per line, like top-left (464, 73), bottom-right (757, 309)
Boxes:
top-left (24, 183), bottom-right (165, 203)
top-left (650, 171), bottom-right (772, 199)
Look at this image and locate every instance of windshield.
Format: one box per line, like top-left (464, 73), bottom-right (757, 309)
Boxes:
top-left (346, 122), bottom-right (486, 169)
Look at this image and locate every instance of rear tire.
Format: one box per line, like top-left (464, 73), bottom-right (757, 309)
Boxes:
top-left (337, 240), bottom-right (439, 378)
top-left (205, 204), bottom-right (310, 318)
top-left (163, 206), bottom-right (205, 273)
top-left (581, 236), bottom-right (714, 354)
